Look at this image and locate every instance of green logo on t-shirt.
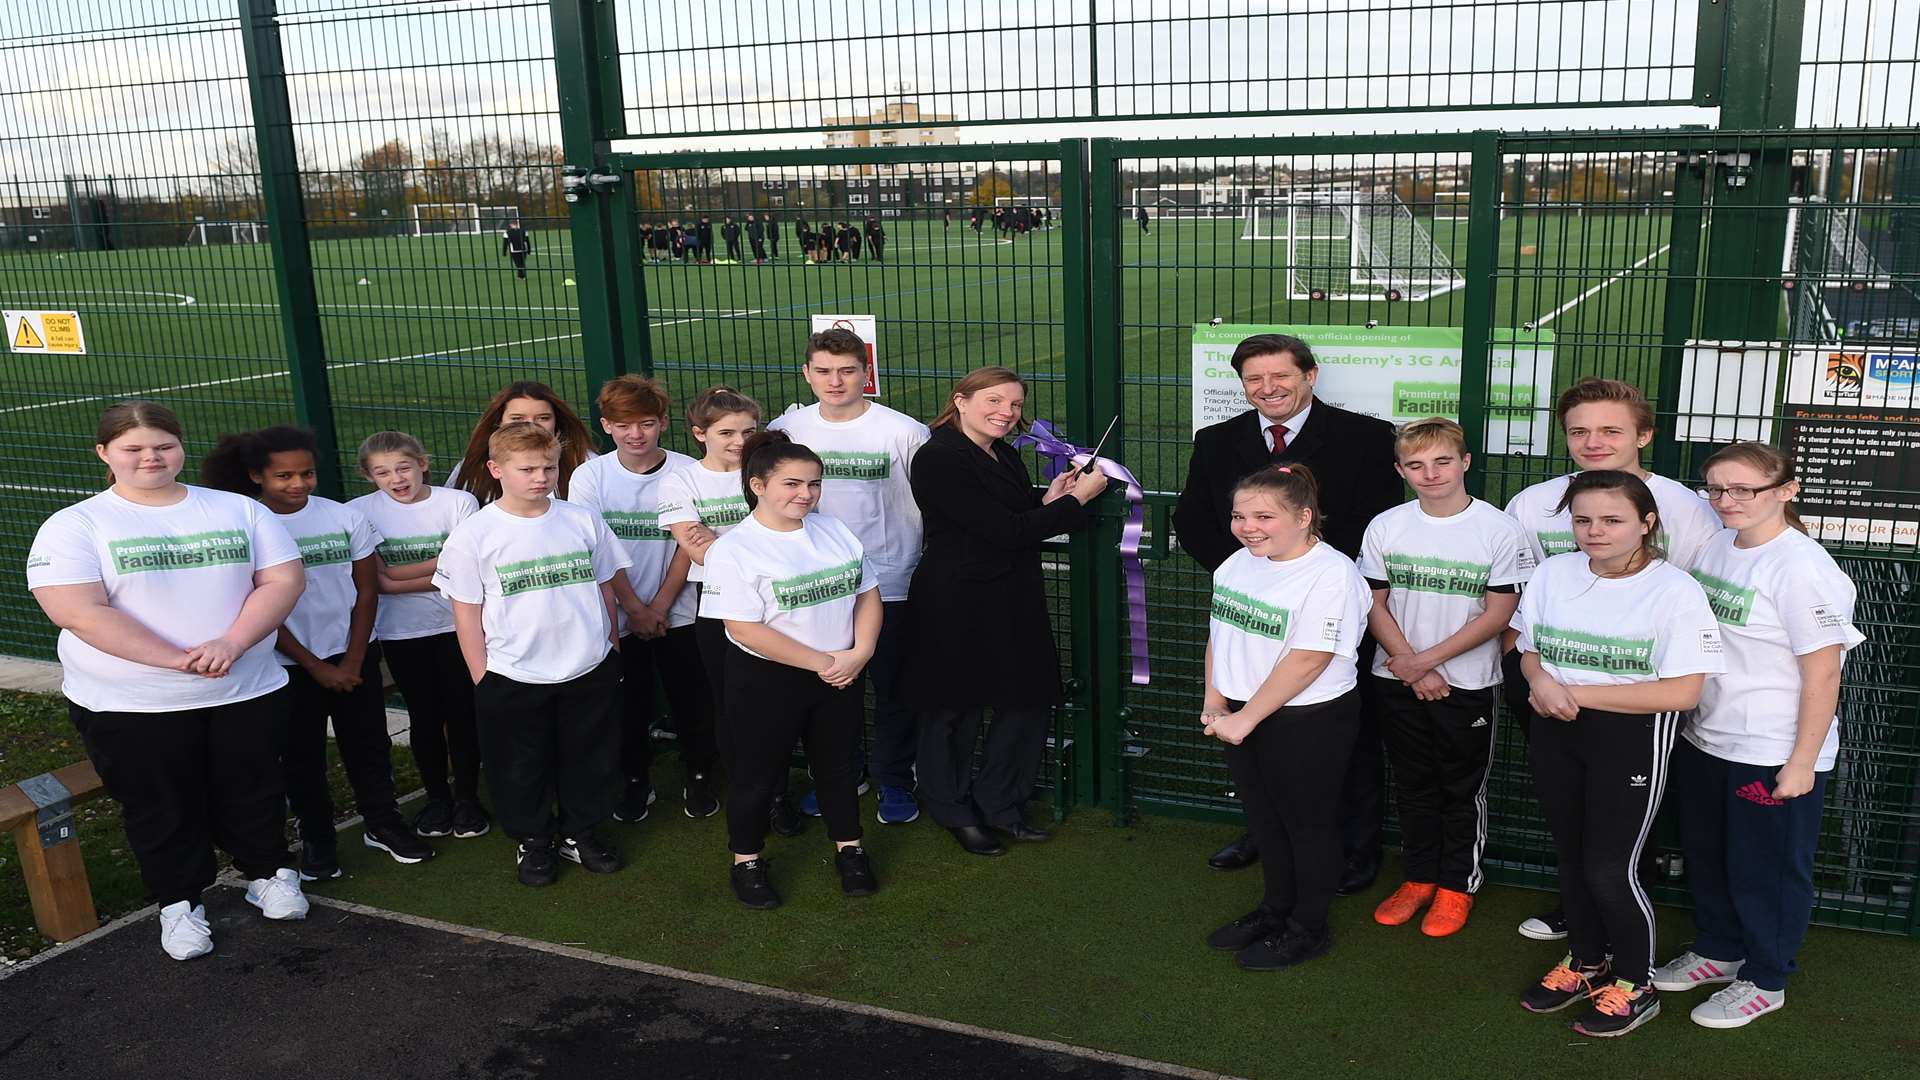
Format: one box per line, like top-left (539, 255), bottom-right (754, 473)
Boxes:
top-left (1209, 585), bottom-right (1292, 641)
top-left (108, 530), bottom-right (251, 574)
top-left (601, 510), bottom-right (668, 542)
top-left (1691, 570), bottom-right (1756, 626)
top-left (694, 494), bottom-right (750, 528)
top-left (1384, 553), bottom-right (1490, 597)
top-left (295, 531), bottom-right (352, 568)
top-left (496, 551), bottom-right (596, 596)
top-left (1536, 531), bottom-right (1577, 557)
top-left (1533, 623), bottom-right (1655, 676)
top-left (819, 451), bottom-right (890, 481)
top-left (378, 533), bottom-right (447, 566)
top-left (772, 559), bottom-right (863, 610)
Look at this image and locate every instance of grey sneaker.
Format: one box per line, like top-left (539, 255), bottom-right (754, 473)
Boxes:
top-left (1652, 950), bottom-right (1743, 992)
top-left (1690, 980), bottom-right (1784, 1029)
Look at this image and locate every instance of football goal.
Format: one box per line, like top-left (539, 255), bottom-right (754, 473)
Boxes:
top-left (411, 203), bottom-right (522, 237)
top-left (1241, 190), bottom-right (1466, 301)
top-left (184, 219), bottom-right (266, 246)
top-left (1785, 196), bottom-right (1892, 292)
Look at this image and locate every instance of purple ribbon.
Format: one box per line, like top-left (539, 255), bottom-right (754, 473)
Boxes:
top-left (1014, 419), bottom-right (1151, 686)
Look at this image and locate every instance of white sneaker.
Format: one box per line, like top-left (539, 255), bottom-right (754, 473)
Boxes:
top-left (1691, 980), bottom-right (1785, 1029)
top-left (245, 867), bottom-right (310, 920)
top-left (1652, 950), bottom-right (1743, 992)
top-left (158, 900), bottom-right (213, 960)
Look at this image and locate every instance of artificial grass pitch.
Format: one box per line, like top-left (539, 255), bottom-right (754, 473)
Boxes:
top-left (319, 795), bottom-right (1917, 1079)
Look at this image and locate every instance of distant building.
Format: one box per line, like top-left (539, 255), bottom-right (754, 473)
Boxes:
top-left (823, 101), bottom-right (960, 151)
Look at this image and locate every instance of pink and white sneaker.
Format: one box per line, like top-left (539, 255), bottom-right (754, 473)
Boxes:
top-left (1651, 950), bottom-right (1742, 992)
top-left (1691, 980), bottom-right (1785, 1028)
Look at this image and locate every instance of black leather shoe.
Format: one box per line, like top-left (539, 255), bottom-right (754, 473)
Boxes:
top-left (948, 825), bottom-right (1007, 857)
top-left (1209, 832), bottom-right (1259, 871)
top-left (769, 795), bottom-right (806, 838)
top-left (1206, 905), bottom-right (1282, 952)
top-left (1235, 922), bottom-right (1332, 972)
top-left (989, 821), bottom-right (1051, 843)
top-left (1336, 855), bottom-right (1380, 896)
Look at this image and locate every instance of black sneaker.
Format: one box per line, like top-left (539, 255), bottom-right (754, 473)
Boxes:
top-left (1573, 980), bottom-right (1661, 1038)
top-left (730, 858), bottom-right (781, 909)
top-left (835, 846), bottom-right (878, 897)
top-left (413, 798), bottom-right (455, 838)
top-left (516, 837), bottom-right (558, 887)
top-left (363, 817), bottom-right (436, 864)
top-left (1522, 954), bottom-right (1612, 1013)
top-left (614, 780), bottom-right (657, 823)
top-left (1206, 905), bottom-right (1282, 952)
top-left (1234, 922), bottom-right (1332, 971)
top-left (769, 794), bottom-right (806, 838)
top-left (299, 839), bottom-right (342, 882)
top-left (559, 833), bottom-right (622, 874)
top-left (450, 799), bottom-right (491, 839)
top-left (683, 773), bottom-right (720, 819)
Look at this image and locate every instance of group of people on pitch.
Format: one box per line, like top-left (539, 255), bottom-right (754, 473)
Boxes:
top-left (26, 330), bottom-right (1854, 1041)
top-left (1175, 334), bottom-right (1857, 1038)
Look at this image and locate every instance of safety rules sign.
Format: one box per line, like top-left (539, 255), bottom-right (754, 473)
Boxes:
top-left (5, 310), bottom-right (87, 354)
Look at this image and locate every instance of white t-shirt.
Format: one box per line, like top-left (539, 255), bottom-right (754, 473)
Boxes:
top-left (656, 461), bottom-right (751, 584)
top-left (698, 512), bottom-right (877, 661)
top-left (26, 486), bottom-right (301, 712)
top-left (567, 449), bottom-right (701, 632)
top-left (768, 402), bottom-right (929, 601)
top-left (1686, 528), bottom-right (1863, 770)
top-left (432, 500), bottom-right (632, 684)
top-left (273, 496), bottom-right (380, 665)
top-left (1207, 541), bottom-right (1373, 706)
top-left (1511, 552), bottom-right (1726, 688)
top-left (1358, 498), bottom-right (1535, 690)
top-left (347, 486), bottom-right (478, 640)
top-left (1504, 472), bottom-right (1724, 571)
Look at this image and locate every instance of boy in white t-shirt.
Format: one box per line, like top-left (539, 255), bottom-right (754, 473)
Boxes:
top-left (1358, 418), bottom-right (1532, 938)
top-left (434, 423), bottom-right (632, 887)
top-left (571, 375), bottom-right (719, 823)
top-left (768, 327), bottom-right (931, 825)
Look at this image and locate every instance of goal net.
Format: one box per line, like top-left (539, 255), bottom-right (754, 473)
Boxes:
top-left (1786, 196), bottom-right (1891, 292)
top-left (184, 220), bottom-right (266, 246)
top-left (478, 205), bottom-right (522, 233)
top-left (1241, 190), bottom-right (1466, 301)
top-left (411, 203), bottom-right (482, 237)
top-left (994, 196), bottom-right (1053, 209)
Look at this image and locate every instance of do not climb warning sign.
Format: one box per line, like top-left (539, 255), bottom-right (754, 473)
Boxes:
top-left (5, 310), bottom-right (87, 354)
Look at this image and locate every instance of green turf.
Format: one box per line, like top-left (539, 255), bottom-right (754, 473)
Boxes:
top-left (310, 778), bottom-right (1920, 1079)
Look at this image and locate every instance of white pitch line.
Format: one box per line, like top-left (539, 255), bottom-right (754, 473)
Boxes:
top-left (1533, 225), bottom-right (1703, 327)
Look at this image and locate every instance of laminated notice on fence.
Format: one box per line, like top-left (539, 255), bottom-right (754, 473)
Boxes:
top-left (5, 310), bottom-right (87, 355)
top-left (810, 314), bottom-right (880, 396)
top-left (1781, 346), bottom-right (1920, 548)
top-left (1191, 324), bottom-right (1554, 454)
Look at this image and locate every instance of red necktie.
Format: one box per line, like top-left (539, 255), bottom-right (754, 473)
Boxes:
top-left (1270, 425), bottom-right (1289, 460)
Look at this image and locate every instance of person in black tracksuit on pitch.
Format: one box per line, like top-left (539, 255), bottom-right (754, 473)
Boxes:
top-left (696, 216), bottom-right (715, 264)
top-left (503, 219), bottom-right (532, 280)
top-left (722, 217), bottom-right (743, 262)
top-left (864, 217), bottom-right (885, 262)
top-left (1136, 205), bottom-right (1151, 234)
top-left (746, 216), bottom-right (767, 263)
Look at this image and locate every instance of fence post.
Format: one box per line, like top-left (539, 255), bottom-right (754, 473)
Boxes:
top-left (239, 0), bottom-right (341, 497)
top-left (548, 0), bottom-right (637, 409)
top-left (1458, 130), bottom-right (1503, 497)
top-left (1080, 137), bottom-right (1130, 816)
top-left (1652, 148), bottom-right (1709, 479)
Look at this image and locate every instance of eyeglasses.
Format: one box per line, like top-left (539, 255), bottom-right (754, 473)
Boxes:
top-left (1697, 481), bottom-right (1787, 502)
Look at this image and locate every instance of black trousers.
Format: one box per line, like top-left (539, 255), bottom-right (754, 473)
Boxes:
top-left (1222, 690), bottom-right (1361, 933)
top-left (384, 631), bottom-right (481, 805)
top-left (915, 704), bottom-right (1051, 829)
top-left (748, 239), bottom-right (767, 261)
top-left (283, 647), bottom-right (400, 844)
top-left (71, 690), bottom-right (291, 907)
top-left (617, 626), bottom-right (716, 782)
top-left (1375, 676), bottom-right (1496, 893)
top-left (474, 654), bottom-right (623, 842)
top-left (721, 642), bottom-right (864, 855)
top-left (509, 251), bottom-right (527, 278)
top-left (1529, 707), bottom-right (1682, 986)
top-left (1335, 637), bottom-right (1385, 866)
top-left (725, 237), bottom-right (742, 260)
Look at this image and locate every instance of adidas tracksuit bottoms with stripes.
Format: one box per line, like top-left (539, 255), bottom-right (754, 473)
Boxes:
top-left (1374, 677), bottom-right (1496, 894)
top-left (1529, 707), bottom-right (1682, 986)
top-left (1671, 738), bottom-right (1828, 992)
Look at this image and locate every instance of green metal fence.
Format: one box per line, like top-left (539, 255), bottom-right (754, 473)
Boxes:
top-left (1, 0), bottom-right (1916, 931)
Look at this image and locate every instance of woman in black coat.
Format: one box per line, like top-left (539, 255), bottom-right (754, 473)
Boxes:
top-left (902, 367), bottom-right (1107, 856)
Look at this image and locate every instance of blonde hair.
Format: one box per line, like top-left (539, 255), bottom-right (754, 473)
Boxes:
top-left (1395, 416), bottom-right (1469, 459)
top-left (488, 422), bottom-right (559, 461)
top-left (356, 430), bottom-right (428, 474)
top-left (1703, 441), bottom-right (1807, 534)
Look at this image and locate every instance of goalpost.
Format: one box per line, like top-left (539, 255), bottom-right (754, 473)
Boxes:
top-left (1132, 185), bottom-right (1240, 219)
top-left (183, 219), bottom-right (266, 246)
top-left (1241, 189), bottom-right (1466, 301)
top-left (410, 203), bottom-right (517, 237)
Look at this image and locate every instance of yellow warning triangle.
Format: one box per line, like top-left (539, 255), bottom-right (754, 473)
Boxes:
top-left (13, 318), bottom-right (45, 350)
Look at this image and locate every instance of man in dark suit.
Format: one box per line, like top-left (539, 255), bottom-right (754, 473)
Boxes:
top-left (1172, 332), bottom-right (1403, 892)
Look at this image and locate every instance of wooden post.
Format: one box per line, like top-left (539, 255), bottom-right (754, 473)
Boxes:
top-left (12, 817), bottom-right (98, 942)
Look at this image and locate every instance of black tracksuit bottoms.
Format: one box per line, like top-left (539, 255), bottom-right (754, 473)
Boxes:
top-left (1673, 738), bottom-right (1828, 992)
top-left (383, 631), bottom-right (481, 805)
top-left (1528, 707), bottom-right (1682, 986)
top-left (617, 625), bottom-right (717, 782)
top-left (1375, 675), bottom-right (1497, 892)
top-left (71, 690), bottom-right (292, 907)
top-left (283, 647), bottom-right (401, 843)
top-left (474, 654), bottom-right (622, 842)
top-left (1222, 690), bottom-right (1361, 933)
top-left (915, 704), bottom-right (1051, 829)
top-left (720, 641), bottom-right (864, 855)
